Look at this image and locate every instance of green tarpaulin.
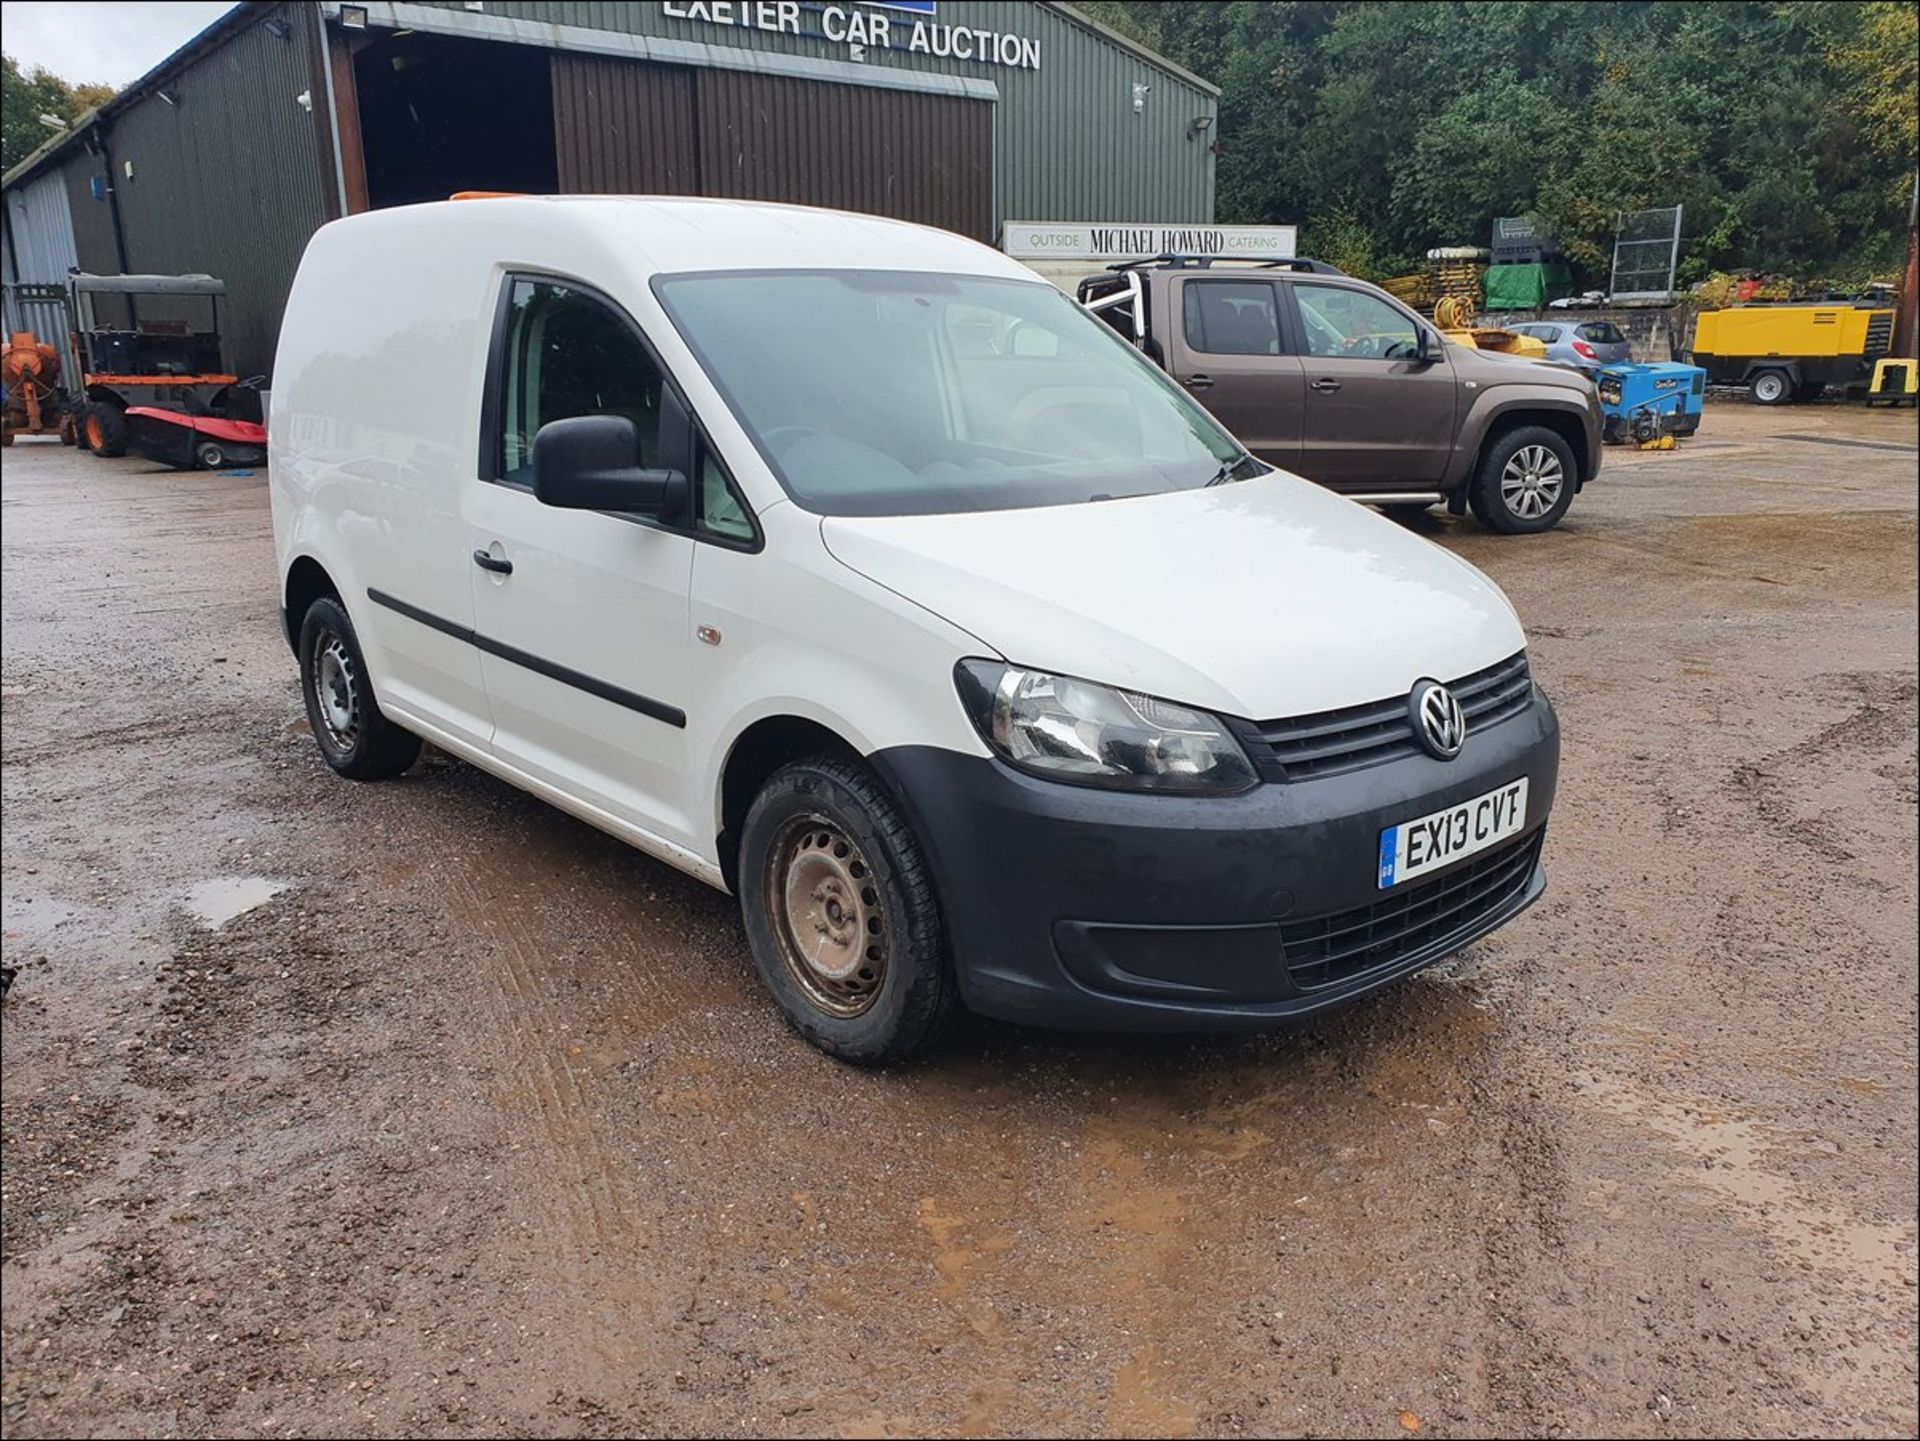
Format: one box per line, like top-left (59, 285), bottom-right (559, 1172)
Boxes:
top-left (1483, 262), bottom-right (1574, 311)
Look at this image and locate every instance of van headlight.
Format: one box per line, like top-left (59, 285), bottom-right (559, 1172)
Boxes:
top-left (954, 660), bottom-right (1257, 794)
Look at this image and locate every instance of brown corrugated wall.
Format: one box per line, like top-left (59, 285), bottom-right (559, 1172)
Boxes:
top-left (552, 57), bottom-right (992, 241)
top-left (551, 54), bottom-right (696, 195)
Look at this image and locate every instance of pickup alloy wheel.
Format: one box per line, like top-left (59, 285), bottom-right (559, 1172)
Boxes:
top-left (1469, 425), bottom-right (1577, 534)
top-left (1499, 444), bottom-right (1565, 521)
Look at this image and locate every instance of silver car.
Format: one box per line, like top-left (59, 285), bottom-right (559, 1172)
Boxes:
top-left (1511, 320), bottom-right (1633, 377)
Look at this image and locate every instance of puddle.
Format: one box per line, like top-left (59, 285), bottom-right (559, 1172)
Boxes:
top-left (1577, 1070), bottom-right (1916, 1283)
top-left (182, 876), bottom-right (289, 929)
top-left (1, 894), bottom-right (82, 948)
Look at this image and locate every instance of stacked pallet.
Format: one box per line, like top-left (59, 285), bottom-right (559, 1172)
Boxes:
top-left (1427, 246), bottom-right (1490, 313)
top-left (1381, 273), bottom-right (1436, 310)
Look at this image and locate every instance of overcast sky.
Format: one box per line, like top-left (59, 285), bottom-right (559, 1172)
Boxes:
top-left (3, 2), bottom-right (237, 88)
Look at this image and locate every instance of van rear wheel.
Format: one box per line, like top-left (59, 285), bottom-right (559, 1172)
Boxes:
top-left (739, 755), bottom-right (956, 1064)
top-left (297, 596), bottom-right (421, 780)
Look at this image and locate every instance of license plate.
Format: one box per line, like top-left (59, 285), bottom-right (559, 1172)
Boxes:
top-left (1378, 778), bottom-right (1529, 888)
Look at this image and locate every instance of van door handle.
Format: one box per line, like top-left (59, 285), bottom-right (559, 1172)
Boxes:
top-left (472, 549), bottom-right (513, 575)
top-left (1183, 374), bottom-right (1214, 390)
top-left (1310, 378), bottom-right (1342, 392)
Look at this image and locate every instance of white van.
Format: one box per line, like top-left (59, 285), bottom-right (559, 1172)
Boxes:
top-left (271, 197), bottom-right (1559, 1062)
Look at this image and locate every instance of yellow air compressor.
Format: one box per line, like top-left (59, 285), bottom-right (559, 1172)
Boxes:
top-left (1689, 303), bottom-right (1894, 404)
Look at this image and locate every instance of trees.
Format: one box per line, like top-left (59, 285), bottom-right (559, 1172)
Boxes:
top-left (1080, 1), bottom-right (1918, 285)
top-left (3, 55), bottom-right (114, 173)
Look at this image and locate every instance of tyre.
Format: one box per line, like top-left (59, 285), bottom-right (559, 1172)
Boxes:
top-left (1748, 369), bottom-right (1791, 406)
top-left (1468, 425), bottom-right (1576, 535)
top-left (296, 596), bottom-right (421, 781)
top-left (738, 755), bottom-right (957, 1064)
top-left (72, 403), bottom-right (95, 452)
top-left (85, 402), bottom-right (128, 457)
top-left (196, 441), bottom-right (226, 469)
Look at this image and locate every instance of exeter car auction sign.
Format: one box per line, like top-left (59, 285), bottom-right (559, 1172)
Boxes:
top-left (1002, 222), bottom-right (1299, 262)
top-left (662, 1), bottom-right (1043, 70)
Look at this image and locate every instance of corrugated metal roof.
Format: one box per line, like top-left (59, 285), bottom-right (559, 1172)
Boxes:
top-left (2, 3), bottom-right (259, 189)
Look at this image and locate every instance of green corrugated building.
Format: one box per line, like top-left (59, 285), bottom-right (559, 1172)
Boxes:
top-left (1, 0), bottom-right (1220, 376)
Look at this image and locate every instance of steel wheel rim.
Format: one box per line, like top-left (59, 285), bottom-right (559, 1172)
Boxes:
top-left (766, 815), bottom-right (885, 1018)
top-left (1755, 374), bottom-right (1784, 402)
top-left (312, 631), bottom-right (359, 749)
top-left (1499, 444), bottom-right (1565, 519)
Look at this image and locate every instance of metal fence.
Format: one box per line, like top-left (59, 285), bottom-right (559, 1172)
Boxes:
top-left (1611, 205), bottom-right (1682, 301)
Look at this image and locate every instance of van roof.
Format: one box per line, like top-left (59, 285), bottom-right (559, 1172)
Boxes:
top-left (331, 195), bottom-right (1034, 281)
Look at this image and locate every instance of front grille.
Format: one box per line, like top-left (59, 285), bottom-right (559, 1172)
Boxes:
top-left (1243, 651), bottom-right (1532, 781)
top-left (1282, 829), bottom-right (1544, 990)
top-left (1865, 313), bottom-right (1893, 358)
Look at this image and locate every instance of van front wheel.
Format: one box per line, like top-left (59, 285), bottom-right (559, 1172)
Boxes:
top-left (739, 755), bottom-right (957, 1064)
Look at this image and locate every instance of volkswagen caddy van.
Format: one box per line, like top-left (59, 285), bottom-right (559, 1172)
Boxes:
top-left (271, 197), bottom-right (1559, 1063)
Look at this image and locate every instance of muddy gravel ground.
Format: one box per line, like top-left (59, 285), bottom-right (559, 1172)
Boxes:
top-left (2, 399), bottom-right (1916, 1440)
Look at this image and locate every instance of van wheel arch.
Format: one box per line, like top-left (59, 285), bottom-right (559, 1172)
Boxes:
top-left (717, 716), bottom-right (868, 893)
top-left (284, 556), bottom-right (342, 655)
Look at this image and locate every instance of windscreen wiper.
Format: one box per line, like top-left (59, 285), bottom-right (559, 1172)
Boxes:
top-left (1206, 451), bottom-right (1263, 486)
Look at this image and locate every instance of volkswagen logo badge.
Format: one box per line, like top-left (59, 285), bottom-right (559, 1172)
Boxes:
top-left (1410, 680), bottom-right (1466, 760)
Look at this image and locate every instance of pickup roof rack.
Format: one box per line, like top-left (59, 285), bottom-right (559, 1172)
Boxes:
top-left (1105, 254), bottom-right (1346, 275)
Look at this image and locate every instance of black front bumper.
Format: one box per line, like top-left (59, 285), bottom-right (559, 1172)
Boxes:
top-left (871, 690), bottom-right (1559, 1032)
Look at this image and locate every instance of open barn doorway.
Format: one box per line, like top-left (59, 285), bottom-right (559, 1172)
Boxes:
top-left (354, 31), bottom-right (556, 209)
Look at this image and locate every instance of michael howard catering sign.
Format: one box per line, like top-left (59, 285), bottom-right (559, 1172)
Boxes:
top-left (1003, 223), bottom-right (1299, 263)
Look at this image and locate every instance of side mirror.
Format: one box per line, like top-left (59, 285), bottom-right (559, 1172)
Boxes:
top-left (531, 414), bottom-right (687, 519)
top-left (1417, 328), bottom-right (1445, 362)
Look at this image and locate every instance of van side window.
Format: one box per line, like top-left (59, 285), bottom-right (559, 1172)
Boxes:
top-left (498, 278), bottom-right (664, 484)
top-left (1183, 281), bottom-right (1281, 355)
top-left (698, 449), bottom-right (754, 542)
top-left (1293, 284), bottom-right (1421, 361)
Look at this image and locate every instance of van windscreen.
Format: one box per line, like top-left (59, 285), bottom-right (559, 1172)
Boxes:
top-left (653, 269), bottom-right (1244, 517)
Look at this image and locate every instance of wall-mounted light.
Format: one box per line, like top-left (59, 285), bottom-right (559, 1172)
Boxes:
top-left (1187, 114), bottom-right (1214, 140)
top-left (37, 112), bottom-right (67, 130)
top-left (296, 88), bottom-right (314, 112)
top-left (263, 16), bottom-right (292, 39)
top-left (1131, 81), bottom-right (1151, 113)
top-left (340, 5), bottom-right (369, 29)
top-left (158, 90), bottom-right (177, 106)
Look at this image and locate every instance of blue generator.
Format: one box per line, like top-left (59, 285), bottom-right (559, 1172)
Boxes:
top-left (1597, 362), bottom-right (1705, 445)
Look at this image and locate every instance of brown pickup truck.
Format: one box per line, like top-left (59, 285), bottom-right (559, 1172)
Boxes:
top-left (1078, 257), bottom-right (1602, 534)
